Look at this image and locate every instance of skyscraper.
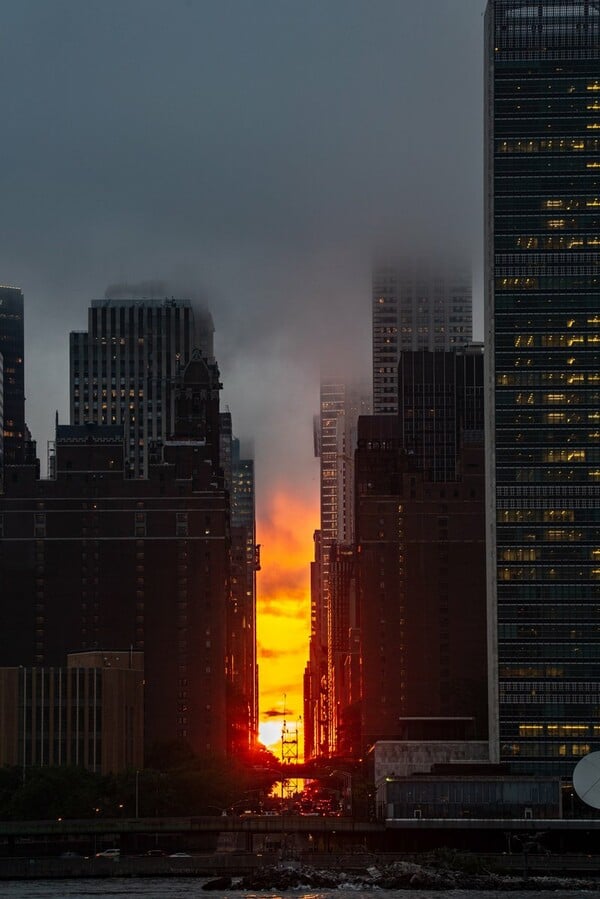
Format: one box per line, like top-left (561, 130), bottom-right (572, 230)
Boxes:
top-left (372, 262), bottom-right (473, 414)
top-left (0, 352), bottom-right (4, 480)
top-left (485, 0), bottom-right (600, 774)
top-left (69, 297), bottom-right (214, 477)
top-left (229, 438), bottom-right (258, 748)
top-left (0, 286), bottom-right (25, 466)
top-left (399, 345), bottom-right (484, 481)
top-left (308, 378), bottom-right (370, 756)
top-left (0, 356), bottom-right (230, 756)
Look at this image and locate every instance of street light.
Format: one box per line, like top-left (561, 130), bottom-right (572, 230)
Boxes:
top-left (328, 770), bottom-right (353, 816)
top-left (373, 776), bottom-right (395, 821)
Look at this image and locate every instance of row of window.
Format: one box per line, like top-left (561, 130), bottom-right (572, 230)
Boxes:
top-left (498, 566), bottom-right (600, 581)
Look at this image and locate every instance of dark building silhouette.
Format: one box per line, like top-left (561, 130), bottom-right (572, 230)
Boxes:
top-left (354, 415), bottom-right (488, 754)
top-left (69, 298), bottom-right (215, 477)
top-left (328, 542), bottom-right (361, 758)
top-left (0, 286), bottom-right (25, 467)
top-left (0, 351), bottom-right (3, 478)
top-left (304, 529), bottom-right (326, 760)
top-left (485, 0), bottom-right (600, 774)
top-left (0, 356), bottom-right (230, 757)
top-left (399, 345), bottom-right (484, 481)
top-left (227, 438), bottom-right (258, 753)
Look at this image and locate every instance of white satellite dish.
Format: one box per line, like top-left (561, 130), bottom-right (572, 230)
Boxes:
top-left (573, 751), bottom-right (600, 810)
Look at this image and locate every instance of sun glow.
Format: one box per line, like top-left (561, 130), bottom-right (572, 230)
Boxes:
top-left (258, 720), bottom-right (283, 752)
top-left (256, 482), bottom-right (317, 760)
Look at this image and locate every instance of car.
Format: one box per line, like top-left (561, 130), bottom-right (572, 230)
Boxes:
top-left (145, 849), bottom-right (165, 857)
top-left (95, 848), bottom-right (120, 859)
top-left (169, 852), bottom-right (192, 858)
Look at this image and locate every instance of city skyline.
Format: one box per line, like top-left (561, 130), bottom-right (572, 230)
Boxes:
top-left (1, 0), bottom-right (487, 745)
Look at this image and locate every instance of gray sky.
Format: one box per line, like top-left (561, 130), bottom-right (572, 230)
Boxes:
top-left (1, 0), bottom-right (487, 496)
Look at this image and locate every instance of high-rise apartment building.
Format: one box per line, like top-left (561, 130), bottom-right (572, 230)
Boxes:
top-left (485, 0), bottom-right (600, 774)
top-left (69, 297), bottom-right (214, 477)
top-left (0, 357), bottom-right (230, 756)
top-left (0, 286), bottom-right (25, 466)
top-left (229, 438), bottom-right (258, 748)
top-left (307, 378), bottom-right (370, 756)
top-left (304, 529), bottom-right (324, 760)
top-left (315, 378), bottom-right (371, 583)
top-left (372, 262), bottom-right (473, 414)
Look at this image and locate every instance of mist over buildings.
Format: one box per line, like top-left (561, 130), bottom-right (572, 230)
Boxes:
top-left (0, 0), bottom-right (487, 492)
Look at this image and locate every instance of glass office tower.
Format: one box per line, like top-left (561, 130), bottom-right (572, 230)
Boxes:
top-left (485, 0), bottom-right (600, 775)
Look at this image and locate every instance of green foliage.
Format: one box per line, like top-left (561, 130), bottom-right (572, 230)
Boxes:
top-left (0, 766), bottom-right (107, 820)
top-left (0, 744), bottom-right (280, 820)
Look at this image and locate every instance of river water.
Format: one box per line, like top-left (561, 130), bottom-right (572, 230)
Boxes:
top-left (0, 882), bottom-right (596, 899)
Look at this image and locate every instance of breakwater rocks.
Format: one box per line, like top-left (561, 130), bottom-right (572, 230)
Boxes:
top-left (219, 860), bottom-right (599, 891)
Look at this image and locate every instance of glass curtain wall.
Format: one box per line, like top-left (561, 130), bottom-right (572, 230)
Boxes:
top-left (486, 0), bottom-right (600, 774)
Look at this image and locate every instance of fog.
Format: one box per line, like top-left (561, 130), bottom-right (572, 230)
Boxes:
top-left (0, 0), bottom-right (486, 498)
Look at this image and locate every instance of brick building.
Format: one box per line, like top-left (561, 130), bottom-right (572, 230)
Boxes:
top-left (0, 355), bottom-right (231, 756)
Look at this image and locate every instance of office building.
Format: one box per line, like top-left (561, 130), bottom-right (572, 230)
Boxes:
top-left (372, 261), bottom-right (472, 414)
top-left (306, 378), bottom-right (370, 757)
top-left (69, 297), bottom-right (214, 477)
top-left (228, 438), bottom-right (259, 751)
top-left (355, 415), bottom-right (488, 755)
top-left (0, 651), bottom-right (144, 775)
top-left (399, 345), bottom-right (484, 481)
top-left (0, 286), bottom-right (26, 467)
top-left (485, 0), bottom-right (600, 774)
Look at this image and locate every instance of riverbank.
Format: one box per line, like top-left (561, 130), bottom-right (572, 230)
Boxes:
top-left (1, 851), bottom-right (600, 885)
top-left (235, 859), bottom-right (600, 892)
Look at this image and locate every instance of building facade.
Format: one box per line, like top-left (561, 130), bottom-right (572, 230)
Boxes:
top-left (306, 378), bottom-right (370, 758)
top-left (304, 529), bottom-right (325, 760)
top-left (0, 351), bottom-right (4, 482)
top-left (399, 345), bottom-right (484, 481)
top-left (0, 286), bottom-right (25, 467)
top-left (355, 416), bottom-right (488, 755)
top-left (69, 298), bottom-right (214, 477)
top-left (485, 0), bottom-right (600, 774)
top-left (372, 262), bottom-right (473, 414)
top-left (0, 357), bottom-right (230, 757)
top-left (0, 651), bottom-right (144, 775)
top-left (228, 438), bottom-right (258, 751)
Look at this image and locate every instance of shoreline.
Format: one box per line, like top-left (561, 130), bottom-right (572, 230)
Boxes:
top-left (1, 851), bottom-right (600, 888)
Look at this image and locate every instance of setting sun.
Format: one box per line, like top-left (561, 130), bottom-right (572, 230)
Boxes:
top-left (256, 482), bottom-right (318, 760)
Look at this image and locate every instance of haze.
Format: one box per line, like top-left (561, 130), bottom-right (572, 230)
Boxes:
top-left (0, 0), bottom-right (487, 729)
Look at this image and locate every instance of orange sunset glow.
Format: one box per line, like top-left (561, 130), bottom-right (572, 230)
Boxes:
top-left (256, 482), bottom-right (318, 757)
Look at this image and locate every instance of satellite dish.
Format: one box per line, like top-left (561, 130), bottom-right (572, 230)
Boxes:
top-left (573, 751), bottom-right (600, 809)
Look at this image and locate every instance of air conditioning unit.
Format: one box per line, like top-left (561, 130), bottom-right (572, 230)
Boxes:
top-left (524, 807), bottom-right (533, 819)
top-left (413, 808), bottom-right (422, 819)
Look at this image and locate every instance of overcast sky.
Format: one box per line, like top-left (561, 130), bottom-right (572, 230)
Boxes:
top-left (2, 0), bottom-right (486, 467)
top-left (1, 0), bottom-right (488, 722)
